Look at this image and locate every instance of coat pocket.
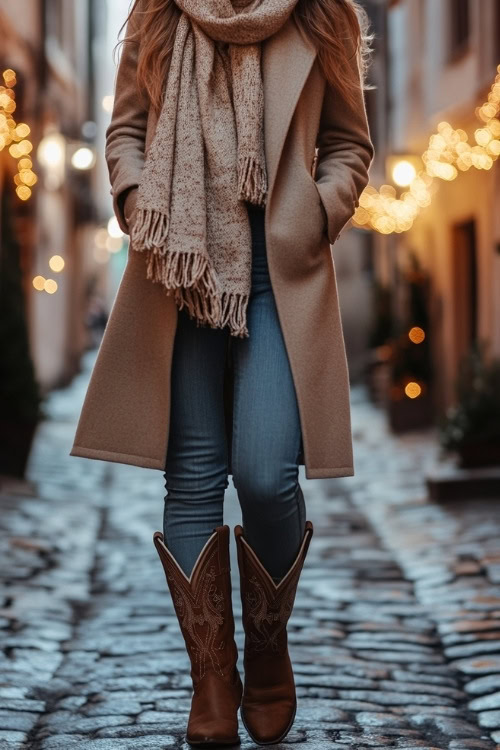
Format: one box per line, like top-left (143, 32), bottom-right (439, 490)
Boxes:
top-left (305, 173), bottom-right (328, 241)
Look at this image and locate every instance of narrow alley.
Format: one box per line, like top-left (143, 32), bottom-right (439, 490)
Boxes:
top-left (1, 354), bottom-right (499, 750)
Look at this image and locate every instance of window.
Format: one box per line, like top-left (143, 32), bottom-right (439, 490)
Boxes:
top-left (449, 0), bottom-right (470, 59)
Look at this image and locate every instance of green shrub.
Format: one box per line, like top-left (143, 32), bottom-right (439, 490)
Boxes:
top-left (440, 342), bottom-right (500, 451)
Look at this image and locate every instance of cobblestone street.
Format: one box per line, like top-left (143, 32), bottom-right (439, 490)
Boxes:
top-left (1, 352), bottom-right (500, 750)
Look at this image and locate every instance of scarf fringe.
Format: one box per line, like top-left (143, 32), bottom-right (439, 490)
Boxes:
top-left (131, 207), bottom-right (170, 250)
top-left (237, 154), bottom-right (267, 206)
top-left (176, 288), bottom-right (249, 339)
top-left (219, 291), bottom-right (249, 338)
top-left (134, 239), bottom-right (250, 338)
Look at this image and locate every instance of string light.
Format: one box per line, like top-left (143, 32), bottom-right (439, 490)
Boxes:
top-left (1, 69), bottom-right (67, 294)
top-left (0, 69), bottom-right (37, 200)
top-left (353, 65), bottom-right (500, 234)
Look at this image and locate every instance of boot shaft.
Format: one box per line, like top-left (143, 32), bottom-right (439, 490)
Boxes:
top-left (153, 525), bottom-right (238, 682)
top-left (234, 521), bottom-right (313, 655)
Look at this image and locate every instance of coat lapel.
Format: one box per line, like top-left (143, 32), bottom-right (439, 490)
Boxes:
top-left (262, 15), bottom-right (318, 197)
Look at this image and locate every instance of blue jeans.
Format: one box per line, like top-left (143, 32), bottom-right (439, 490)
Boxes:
top-left (163, 203), bottom-right (306, 580)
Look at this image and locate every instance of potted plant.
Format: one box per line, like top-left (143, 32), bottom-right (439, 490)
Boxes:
top-left (0, 187), bottom-right (44, 478)
top-left (439, 342), bottom-right (500, 468)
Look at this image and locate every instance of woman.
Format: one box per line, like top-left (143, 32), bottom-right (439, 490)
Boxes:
top-left (71, 0), bottom-right (374, 744)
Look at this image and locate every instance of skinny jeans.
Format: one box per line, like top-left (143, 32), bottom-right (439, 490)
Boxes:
top-left (163, 203), bottom-right (306, 580)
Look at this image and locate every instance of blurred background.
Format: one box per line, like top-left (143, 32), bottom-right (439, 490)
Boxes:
top-left (1, 3), bottom-right (500, 746)
top-left (1, 0), bottom-right (499, 484)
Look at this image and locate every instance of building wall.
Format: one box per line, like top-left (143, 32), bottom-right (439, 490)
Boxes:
top-left (32, 0), bottom-right (94, 387)
top-left (385, 0), bottom-right (500, 409)
top-left (0, 0), bottom-right (112, 391)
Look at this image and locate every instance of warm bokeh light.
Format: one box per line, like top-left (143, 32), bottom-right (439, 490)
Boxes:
top-left (102, 94), bottom-right (114, 113)
top-left (94, 228), bottom-right (109, 249)
top-left (16, 185), bottom-right (31, 201)
top-left (106, 236), bottom-right (123, 253)
top-left (44, 279), bottom-right (58, 294)
top-left (37, 133), bottom-right (65, 170)
top-left (405, 382), bottom-right (422, 399)
top-left (1, 70), bottom-right (36, 198)
top-left (353, 65), bottom-right (500, 235)
top-left (15, 123), bottom-right (30, 138)
top-left (107, 216), bottom-right (124, 239)
top-left (71, 146), bottom-right (96, 170)
top-left (32, 275), bottom-right (46, 291)
top-left (9, 139), bottom-right (33, 158)
top-left (392, 159), bottom-right (417, 187)
top-left (19, 169), bottom-right (38, 187)
top-left (408, 326), bottom-right (426, 344)
top-left (49, 255), bottom-right (65, 273)
top-left (2, 68), bottom-right (16, 86)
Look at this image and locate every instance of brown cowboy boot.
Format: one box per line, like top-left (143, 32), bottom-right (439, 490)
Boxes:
top-left (153, 525), bottom-right (243, 746)
top-left (234, 519), bottom-right (313, 745)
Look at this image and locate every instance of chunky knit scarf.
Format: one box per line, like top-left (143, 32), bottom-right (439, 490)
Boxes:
top-left (130, 0), bottom-right (299, 338)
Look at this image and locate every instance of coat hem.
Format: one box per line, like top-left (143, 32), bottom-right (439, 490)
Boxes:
top-left (305, 466), bottom-right (354, 479)
top-left (70, 444), bottom-right (353, 479)
top-left (70, 445), bottom-right (165, 471)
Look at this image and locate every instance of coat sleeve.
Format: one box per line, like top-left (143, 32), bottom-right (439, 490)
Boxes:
top-left (105, 9), bottom-right (149, 235)
top-left (314, 32), bottom-right (375, 246)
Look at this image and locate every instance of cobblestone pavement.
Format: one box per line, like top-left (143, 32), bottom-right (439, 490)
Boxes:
top-left (0, 351), bottom-right (499, 749)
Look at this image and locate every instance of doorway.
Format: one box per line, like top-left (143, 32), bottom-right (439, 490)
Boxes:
top-left (451, 218), bottom-right (478, 367)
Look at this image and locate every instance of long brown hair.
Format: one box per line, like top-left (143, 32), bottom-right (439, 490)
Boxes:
top-left (115, 0), bottom-right (373, 117)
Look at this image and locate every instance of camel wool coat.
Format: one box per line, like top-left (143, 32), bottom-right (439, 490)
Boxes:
top-left (70, 9), bottom-right (374, 479)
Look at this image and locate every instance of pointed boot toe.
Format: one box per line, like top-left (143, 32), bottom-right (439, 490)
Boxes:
top-left (241, 697), bottom-right (296, 745)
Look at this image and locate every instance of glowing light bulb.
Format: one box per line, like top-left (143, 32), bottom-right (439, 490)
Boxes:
top-left (71, 146), bottom-right (95, 170)
top-left (392, 160), bottom-right (417, 187)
